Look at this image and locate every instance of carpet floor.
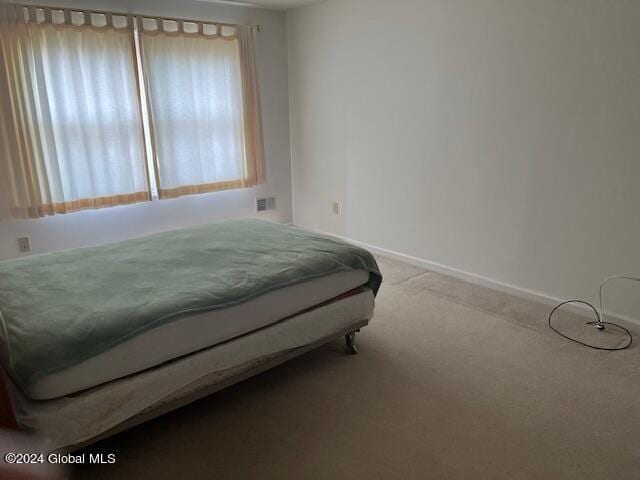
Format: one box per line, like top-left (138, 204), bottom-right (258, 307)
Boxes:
top-left (74, 256), bottom-right (640, 480)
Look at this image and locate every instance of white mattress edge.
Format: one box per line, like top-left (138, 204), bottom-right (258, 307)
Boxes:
top-left (23, 270), bottom-right (370, 399)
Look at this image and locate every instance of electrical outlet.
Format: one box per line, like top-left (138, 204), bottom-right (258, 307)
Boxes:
top-left (332, 202), bottom-right (340, 215)
top-left (17, 237), bottom-right (31, 253)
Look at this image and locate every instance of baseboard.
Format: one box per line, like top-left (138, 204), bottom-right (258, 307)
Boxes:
top-left (299, 225), bottom-right (640, 327)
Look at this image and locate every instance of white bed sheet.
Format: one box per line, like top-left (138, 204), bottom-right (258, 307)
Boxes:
top-left (8, 288), bottom-right (375, 452)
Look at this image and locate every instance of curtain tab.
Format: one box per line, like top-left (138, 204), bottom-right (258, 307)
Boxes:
top-left (27, 6), bottom-right (35, 23)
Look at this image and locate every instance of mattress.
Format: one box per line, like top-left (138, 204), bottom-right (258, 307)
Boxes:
top-left (0, 219), bottom-right (382, 396)
top-left (10, 288), bottom-right (375, 452)
top-left (4, 269), bottom-right (369, 400)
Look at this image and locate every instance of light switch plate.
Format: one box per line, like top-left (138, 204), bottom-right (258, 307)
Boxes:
top-left (17, 237), bottom-right (31, 253)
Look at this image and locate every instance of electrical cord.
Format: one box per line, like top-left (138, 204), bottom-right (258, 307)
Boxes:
top-left (548, 276), bottom-right (637, 351)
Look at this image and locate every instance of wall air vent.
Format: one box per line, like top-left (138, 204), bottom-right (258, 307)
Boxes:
top-left (256, 197), bottom-right (276, 212)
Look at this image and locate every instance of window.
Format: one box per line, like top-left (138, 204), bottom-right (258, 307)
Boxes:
top-left (0, 4), bottom-right (264, 220)
top-left (138, 19), bottom-right (262, 199)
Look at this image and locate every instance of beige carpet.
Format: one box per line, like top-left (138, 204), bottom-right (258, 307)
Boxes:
top-left (74, 256), bottom-right (640, 480)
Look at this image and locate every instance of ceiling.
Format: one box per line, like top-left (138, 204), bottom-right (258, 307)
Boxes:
top-left (202, 0), bottom-right (323, 10)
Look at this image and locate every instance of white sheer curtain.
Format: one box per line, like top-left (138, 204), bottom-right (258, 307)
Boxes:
top-left (0, 5), bottom-right (265, 219)
top-left (139, 19), bottom-right (264, 199)
top-left (0, 5), bottom-right (149, 219)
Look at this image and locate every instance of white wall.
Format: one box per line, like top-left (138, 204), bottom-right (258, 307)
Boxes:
top-left (288, 0), bottom-right (640, 320)
top-left (0, 0), bottom-right (292, 260)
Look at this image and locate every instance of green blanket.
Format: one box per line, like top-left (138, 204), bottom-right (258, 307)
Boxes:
top-left (0, 220), bottom-right (381, 389)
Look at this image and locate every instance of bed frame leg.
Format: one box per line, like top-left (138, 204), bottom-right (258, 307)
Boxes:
top-left (345, 331), bottom-right (358, 355)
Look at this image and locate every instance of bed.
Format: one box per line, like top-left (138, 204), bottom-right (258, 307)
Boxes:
top-left (0, 219), bottom-right (381, 451)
